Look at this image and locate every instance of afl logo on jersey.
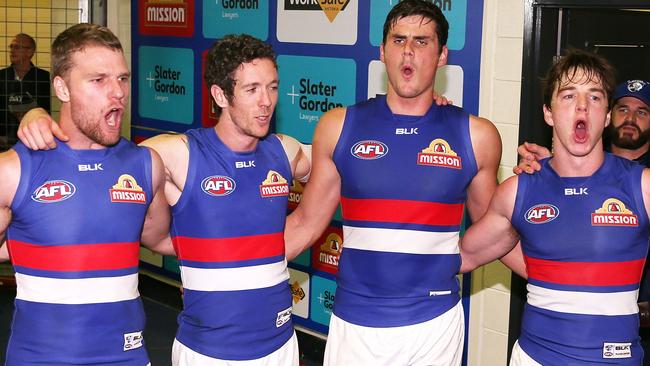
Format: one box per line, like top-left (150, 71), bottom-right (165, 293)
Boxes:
top-left (31, 180), bottom-right (76, 203)
top-left (351, 140), bottom-right (388, 160)
top-left (524, 204), bottom-right (559, 224)
top-left (202, 175), bottom-right (236, 197)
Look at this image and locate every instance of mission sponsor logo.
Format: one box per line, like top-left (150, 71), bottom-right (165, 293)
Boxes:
top-left (201, 175), bottom-right (236, 196)
top-left (312, 226), bottom-right (343, 274)
top-left (592, 198), bottom-right (638, 227)
top-left (417, 139), bottom-right (462, 169)
top-left (110, 174), bottom-right (147, 204)
top-left (318, 232), bottom-right (342, 267)
top-left (31, 180), bottom-right (76, 203)
top-left (284, 0), bottom-right (350, 22)
top-left (525, 204), bottom-right (559, 224)
top-left (260, 171), bottom-right (289, 197)
top-left (351, 140), bottom-right (388, 160)
top-left (288, 179), bottom-right (304, 210)
top-left (138, 0), bottom-right (194, 37)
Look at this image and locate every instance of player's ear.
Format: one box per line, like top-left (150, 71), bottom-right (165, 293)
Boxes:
top-left (53, 76), bottom-right (70, 103)
top-left (211, 85), bottom-right (229, 109)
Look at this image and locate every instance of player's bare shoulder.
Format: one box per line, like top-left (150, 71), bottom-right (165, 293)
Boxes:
top-left (0, 149), bottom-right (21, 208)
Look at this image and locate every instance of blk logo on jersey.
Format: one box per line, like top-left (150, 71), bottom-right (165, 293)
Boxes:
top-left (31, 180), bottom-right (76, 203)
top-left (351, 140), bottom-right (388, 160)
top-left (525, 204), bottom-right (559, 224)
top-left (260, 170), bottom-right (289, 197)
top-left (202, 175), bottom-right (236, 196)
top-left (110, 174), bottom-right (146, 204)
top-left (417, 139), bottom-right (462, 169)
top-left (592, 198), bottom-right (638, 227)
top-left (318, 232), bottom-right (342, 267)
top-left (291, 281), bottom-right (306, 304)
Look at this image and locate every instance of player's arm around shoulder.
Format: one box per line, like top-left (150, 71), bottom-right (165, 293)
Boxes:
top-left (641, 168), bottom-right (650, 221)
top-left (285, 107), bottom-right (346, 260)
top-left (276, 133), bottom-right (311, 183)
top-left (139, 133), bottom-right (189, 206)
top-left (0, 149), bottom-right (21, 261)
top-left (460, 174), bottom-right (520, 273)
top-left (140, 147), bottom-right (174, 256)
top-left (466, 115), bottom-right (502, 221)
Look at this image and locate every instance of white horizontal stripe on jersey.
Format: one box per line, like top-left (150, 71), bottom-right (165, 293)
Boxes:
top-left (527, 283), bottom-right (638, 316)
top-left (342, 226), bottom-right (460, 255)
top-left (181, 260), bottom-right (289, 291)
top-left (15, 273), bottom-right (139, 304)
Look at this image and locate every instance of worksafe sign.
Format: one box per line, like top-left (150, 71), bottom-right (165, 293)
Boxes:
top-left (138, 46), bottom-right (194, 124)
top-left (276, 0), bottom-right (358, 45)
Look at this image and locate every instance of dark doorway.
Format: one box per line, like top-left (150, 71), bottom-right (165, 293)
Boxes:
top-left (511, 0), bottom-right (650, 361)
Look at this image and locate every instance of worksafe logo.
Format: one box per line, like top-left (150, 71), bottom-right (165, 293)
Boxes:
top-left (592, 198), bottom-right (638, 227)
top-left (525, 204), bottom-right (559, 224)
top-left (417, 139), bottom-right (462, 169)
top-left (260, 171), bottom-right (289, 197)
top-left (203, 0), bottom-right (268, 40)
top-left (110, 174), bottom-right (147, 204)
top-left (31, 180), bottom-right (76, 203)
top-left (201, 175), bottom-right (236, 197)
top-left (138, 0), bottom-right (195, 37)
top-left (276, 55), bottom-right (355, 142)
top-left (276, 1), bottom-right (357, 44)
top-left (138, 46), bottom-right (194, 125)
top-left (288, 268), bottom-right (310, 318)
top-left (284, 0), bottom-right (350, 22)
top-left (369, 0), bottom-right (467, 50)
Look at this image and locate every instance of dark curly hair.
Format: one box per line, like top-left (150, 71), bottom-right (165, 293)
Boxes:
top-left (382, 0), bottom-right (448, 48)
top-left (204, 34), bottom-right (277, 112)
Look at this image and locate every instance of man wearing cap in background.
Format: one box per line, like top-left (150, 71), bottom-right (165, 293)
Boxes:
top-left (515, 78), bottom-right (650, 364)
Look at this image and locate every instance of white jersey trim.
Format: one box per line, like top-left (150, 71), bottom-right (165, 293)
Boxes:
top-left (15, 273), bottom-right (139, 304)
top-left (181, 260), bottom-right (289, 291)
top-left (527, 284), bottom-right (639, 316)
top-left (342, 226), bottom-right (460, 255)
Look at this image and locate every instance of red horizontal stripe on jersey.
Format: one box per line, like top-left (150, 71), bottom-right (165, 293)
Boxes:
top-left (172, 232), bottom-right (284, 262)
top-left (526, 255), bottom-right (645, 286)
top-left (9, 240), bottom-right (139, 271)
top-left (341, 197), bottom-right (464, 226)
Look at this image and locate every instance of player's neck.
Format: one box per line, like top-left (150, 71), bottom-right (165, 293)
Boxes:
top-left (59, 108), bottom-right (107, 150)
top-left (214, 118), bottom-right (259, 153)
top-left (610, 143), bottom-right (649, 162)
top-left (385, 88), bottom-right (433, 116)
top-left (550, 147), bottom-right (605, 177)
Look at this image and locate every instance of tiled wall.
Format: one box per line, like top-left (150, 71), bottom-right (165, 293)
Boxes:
top-left (0, 0), bottom-right (85, 118)
top-left (467, 1), bottom-right (525, 365)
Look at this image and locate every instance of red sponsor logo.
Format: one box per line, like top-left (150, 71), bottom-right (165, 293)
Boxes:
top-left (138, 0), bottom-right (195, 37)
top-left (311, 227), bottom-right (343, 275)
top-left (417, 139), bottom-right (462, 169)
top-left (524, 204), bottom-right (559, 224)
top-left (31, 180), bottom-right (76, 203)
top-left (109, 174), bottom-right (147, 204)
top-left (351, 140), bottom-right (388, 160)
top-left (202, 175), bottom-right (236, 196)
top-left (592, 198), bottom-right (638, 227)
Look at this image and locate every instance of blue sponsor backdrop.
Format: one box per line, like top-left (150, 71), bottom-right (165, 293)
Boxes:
top-left (132, 0), bottom-right (484, 358)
